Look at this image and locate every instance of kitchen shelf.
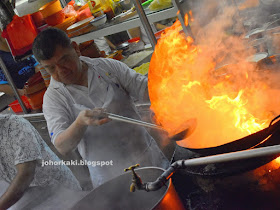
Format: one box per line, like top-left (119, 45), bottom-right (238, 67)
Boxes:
top-left (6, 4), bottom-right (178, 113)
top-left (71, 6), bottom-right (177, 44)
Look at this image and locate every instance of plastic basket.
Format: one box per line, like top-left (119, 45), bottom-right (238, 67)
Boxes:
top-left (9, 95), bottom-right (32, 113)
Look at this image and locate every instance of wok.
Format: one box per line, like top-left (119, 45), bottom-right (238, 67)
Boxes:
top-left (71, 167), bottom-right (185, 210)
top-left (178, 115), bottom-right (280, 156)
top-left (175, 116), bottom-right (280, 176)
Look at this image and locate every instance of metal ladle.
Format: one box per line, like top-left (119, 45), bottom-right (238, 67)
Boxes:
top-left (73, 104), bottom-right (196, 141)
top-left (104, 112), bottom-right (197, 141)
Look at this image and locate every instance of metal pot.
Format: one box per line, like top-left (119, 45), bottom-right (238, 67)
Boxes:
top-left (119, 0), bottom-right (133, 11)
top-left (256, 54), bottom-right (280, 70)
top-left (71, 167), bottom-right (185, 210)
top-left (116, 41), bottom-right (129, 51)
top-left (244, 28), bottom-right (265, 41)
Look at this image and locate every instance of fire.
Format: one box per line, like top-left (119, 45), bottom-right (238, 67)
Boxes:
top-left (274, 156), bottom-right (280, 165)
top-left (206, 90), bottom-right (266, 134)
top-left (189, 10), bottom-right (194, 22)
top-left (148, 12), bottom-right (279, 148)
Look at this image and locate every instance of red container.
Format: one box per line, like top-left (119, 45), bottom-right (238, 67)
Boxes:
top-left (1, 29), bottom-right (33, 57)
top-left (76, 7), bottom-right (93, 22)
top-left (27, 88), bottom-right (47, 110)
top-left (25, 72), bottom-right (47, 110)
top-left (6, 15), bottom-right (38, 50)
top-left (154, 29), bottom-right (165, 39)
top-left (9, 95), bottom-right (32, 113)
top-left (45, 10), bottom-right (65, 26)
top-left (128, 37), bottom-right (140, 43)
top-left (31, 11), bottom-right (45, 27)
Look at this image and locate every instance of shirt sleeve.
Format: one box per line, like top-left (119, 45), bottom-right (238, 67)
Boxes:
top-left (43, 88), bottom-right (72, 145)
top-left (9, 115), bottom-right (42, 165)
top-left (101, 58), bottom-right (148, 102)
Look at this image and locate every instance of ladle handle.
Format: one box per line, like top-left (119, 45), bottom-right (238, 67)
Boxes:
top-left (105, 112), bottom-right (165, 130)
top-left (73, 103), bottom-right (164, 130)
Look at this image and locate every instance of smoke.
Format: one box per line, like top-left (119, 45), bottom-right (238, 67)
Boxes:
top-left (149, 0), bottom-right (280, 148)
top-left (189, 2), bottom-right (280, 147)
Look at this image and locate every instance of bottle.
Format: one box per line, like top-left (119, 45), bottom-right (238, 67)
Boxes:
top-left (87, 0), bottom-right (95, 13)
top-left (100, 0), bottom-right (115, 20)
top-left (91, 3), bottom-right (104, 17)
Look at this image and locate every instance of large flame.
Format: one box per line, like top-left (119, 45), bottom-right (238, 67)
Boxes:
top-left (148, 12), bottom-right (280, 148)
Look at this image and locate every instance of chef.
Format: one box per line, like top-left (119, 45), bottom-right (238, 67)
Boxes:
top-left (32, 28), bottom-right (169, 188)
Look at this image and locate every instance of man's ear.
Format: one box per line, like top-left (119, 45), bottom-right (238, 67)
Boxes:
top-left (71, 41), bottom-right (81, 56)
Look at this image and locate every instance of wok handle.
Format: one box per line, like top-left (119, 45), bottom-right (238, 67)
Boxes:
top-left (269, 114), bottom-right (280, 127)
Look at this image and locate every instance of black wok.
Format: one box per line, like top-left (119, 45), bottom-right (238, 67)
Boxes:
top-left (174, 116), bottom-right (280, 176)
top-left (177, 115), bottom-right (280, 156)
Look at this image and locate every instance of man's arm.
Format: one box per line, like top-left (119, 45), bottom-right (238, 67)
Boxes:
top-left (54, 108), bottom-right (110, 156)
top-left (0, 161), bottom-right (36, 210)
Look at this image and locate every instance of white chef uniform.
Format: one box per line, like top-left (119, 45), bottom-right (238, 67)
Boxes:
top-left (43, 57), bottom-right (169, 188)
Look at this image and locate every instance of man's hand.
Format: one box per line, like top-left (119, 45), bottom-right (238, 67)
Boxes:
top-left (54, 108), bottom-right (111, 156)
top-left (76, 108), bottom-right (111, 126)
top-left (0, 161), bottom-right (36, 210)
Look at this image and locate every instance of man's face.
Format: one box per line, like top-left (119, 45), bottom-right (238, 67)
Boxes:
top-left (40, 43), bottom-right (83, 85)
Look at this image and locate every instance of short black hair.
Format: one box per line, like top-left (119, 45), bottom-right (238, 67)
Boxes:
top-left (32, 28), bottom-right (72, 62)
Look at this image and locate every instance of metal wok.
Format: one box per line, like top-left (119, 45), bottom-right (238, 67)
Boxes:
top-left (177, 115), bottom-right (280, 157)
top-left (173, 116), bottom-right (280, 176)
top-left (71, 167), bottom-right (185, 210)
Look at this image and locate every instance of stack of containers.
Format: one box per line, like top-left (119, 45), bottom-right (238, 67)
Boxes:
top-left (24, 71), bottom-right (47, 111)
top-left (39, 0), bottom-right (65, 26)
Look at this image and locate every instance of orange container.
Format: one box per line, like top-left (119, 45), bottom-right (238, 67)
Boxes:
top-left (66, 17), bottom-right (94, 37)
top-left (79, 40), bottom-right (102, 58)
top-left (39, 0), bottom-right (63, 18)
top-left (25, 71), bottom-right (47, 110)
top-left (55, 16), bottom-right (76, 31)
top-left (9, 95), bottom-right (32, 113)
top-left (24, 72), bottom-right (46, 93)
top-left (76, 7), bottom-right (93, 22)
top-left (45, 10), bottom-right (65, 26)
top-left (27, 88), bottom-right (47, 110)
top-left (6, 15), bottom-right (38, 50)
top-left (31, 11), bottom-right (45, 27)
